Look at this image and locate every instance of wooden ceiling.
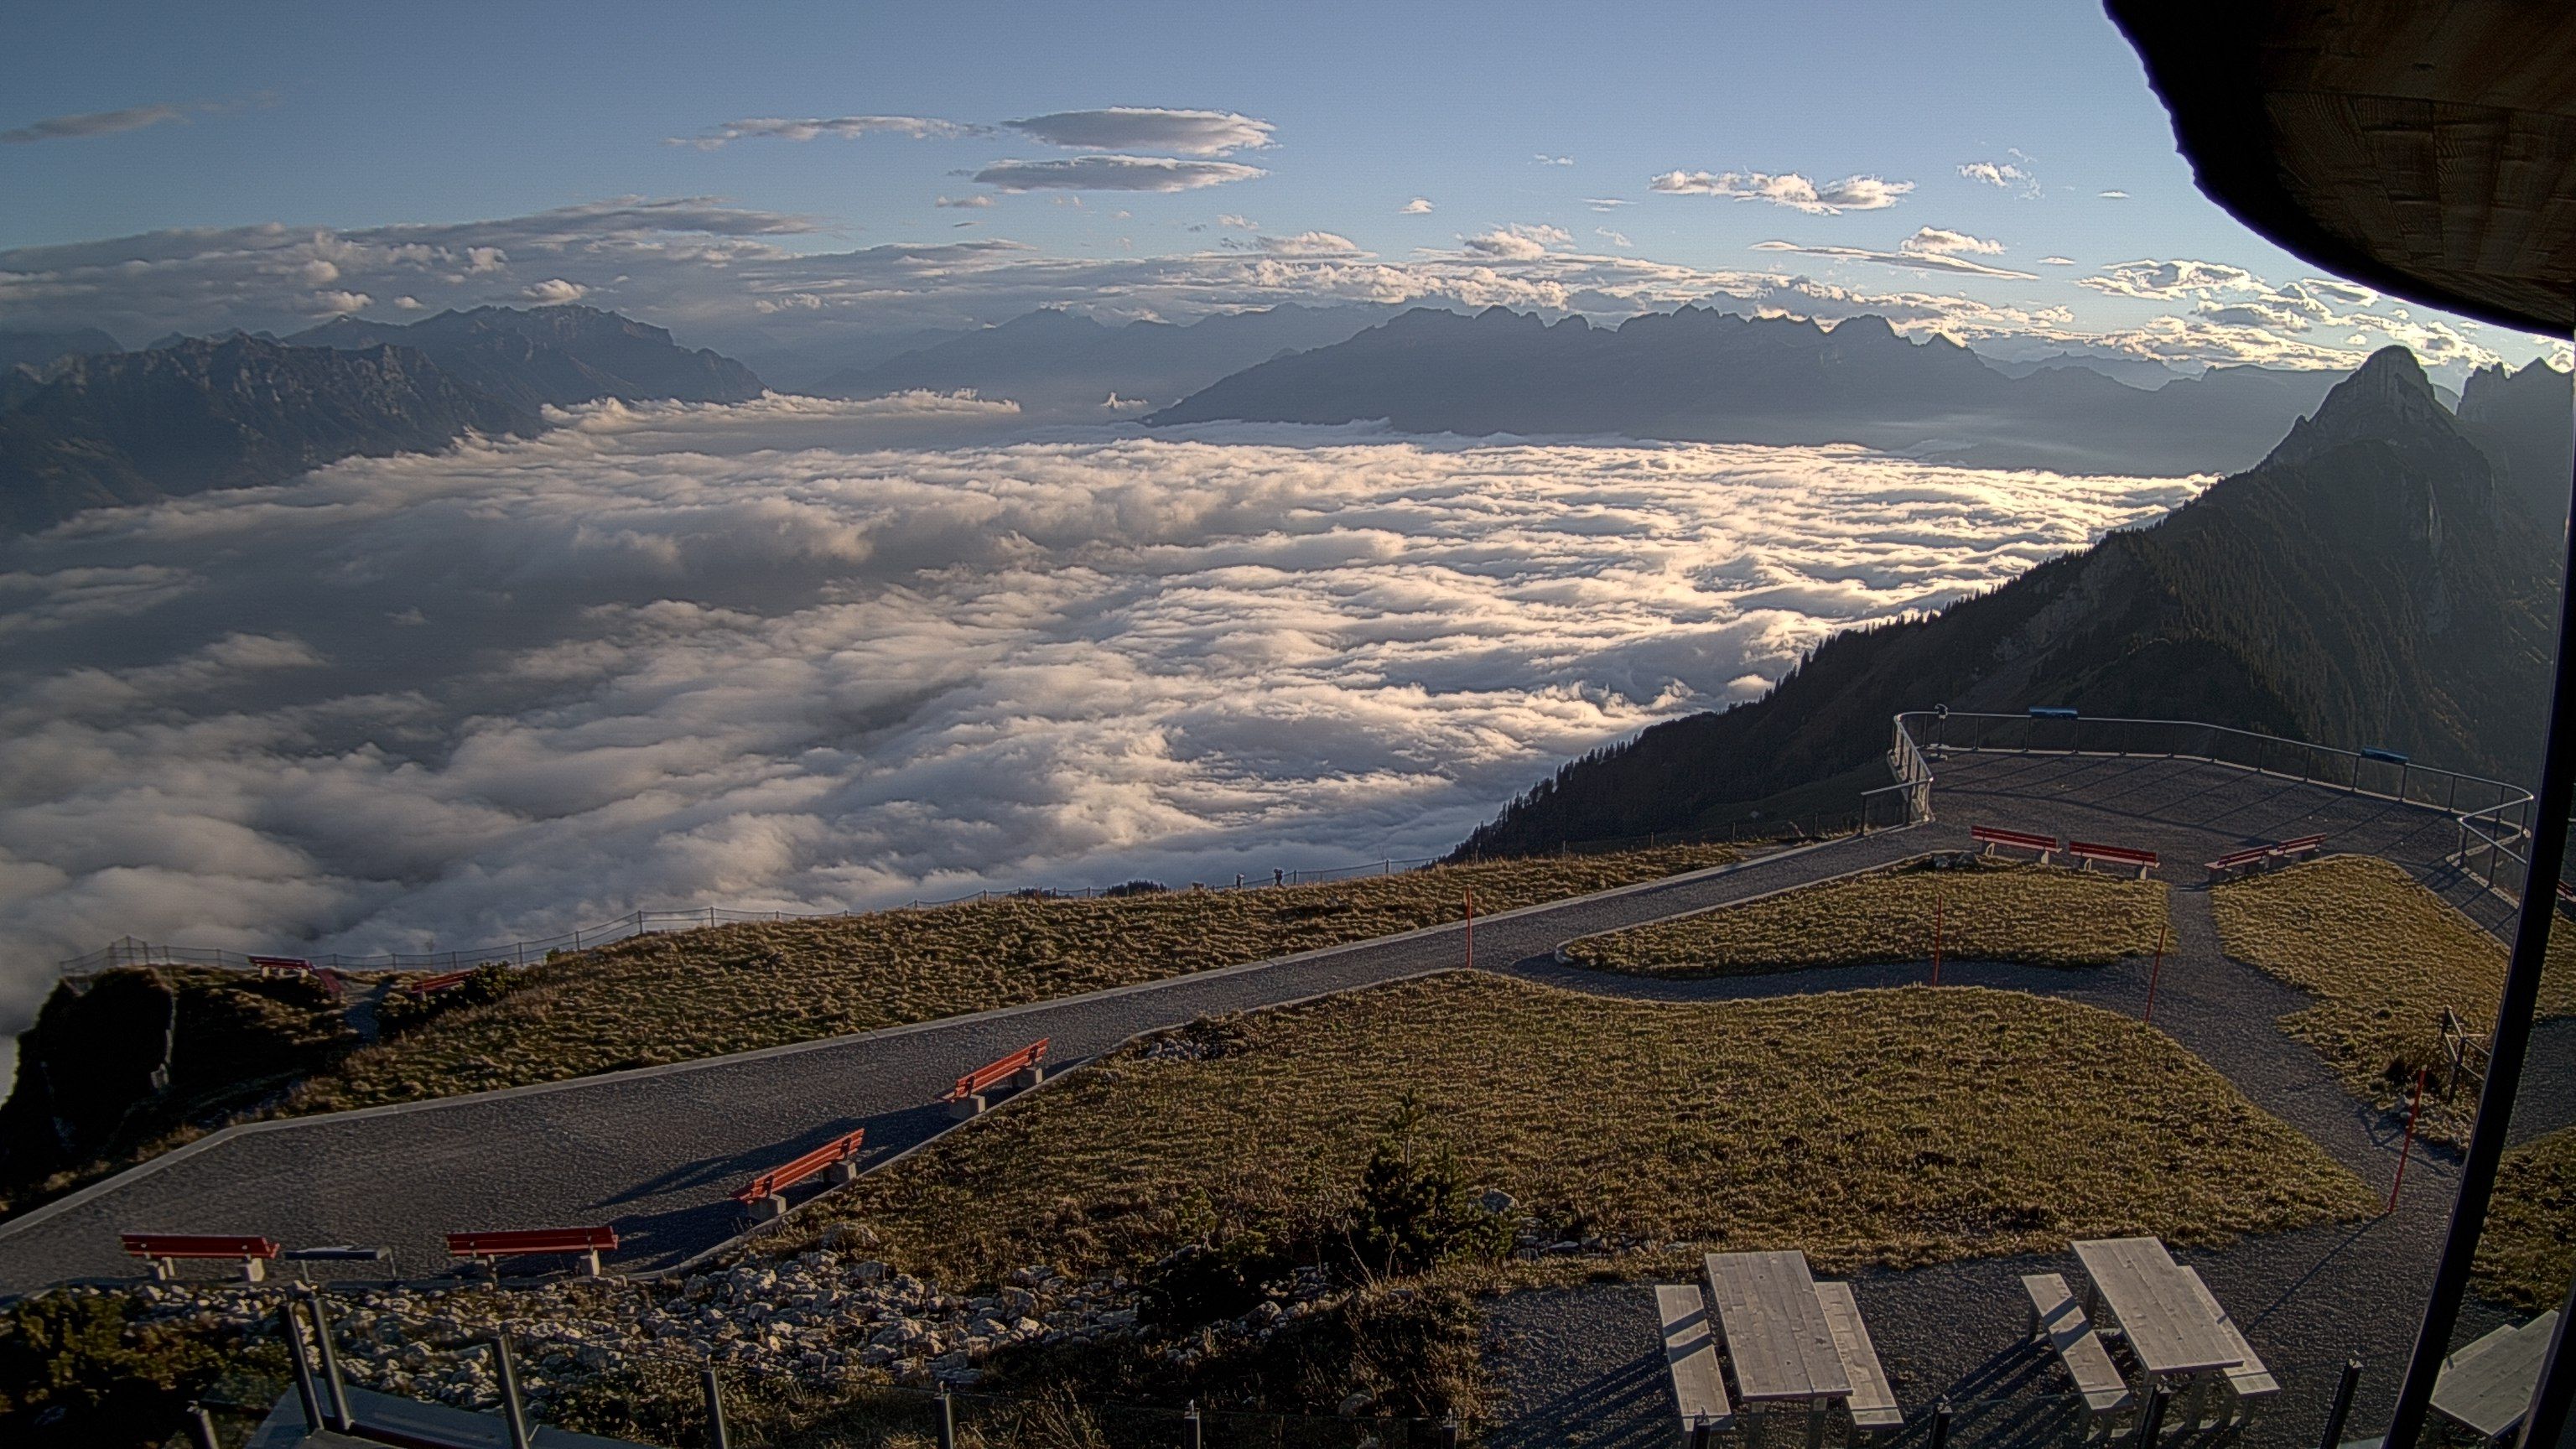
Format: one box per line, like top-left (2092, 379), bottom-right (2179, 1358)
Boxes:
top-left (2109, 0), bottom-right (2576, 335)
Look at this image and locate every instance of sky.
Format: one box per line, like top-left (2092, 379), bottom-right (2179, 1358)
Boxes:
top-left (3, 0), bottom-right (2567, 377)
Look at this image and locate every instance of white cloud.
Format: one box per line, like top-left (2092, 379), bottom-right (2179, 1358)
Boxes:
top-left (1586, 199), bottom-right (1631, 211)
top-left (971, 155), bottom-right (1267, 193)
top-left (1902, 227), bottom-right (2005, 257)
top-left (1400, 197), bottom-right (1435, 215)
top-left (933, 195), bottom-right (992, 209)
top-left (0, 407), bottom-right (2201, 1052)
top-left (2098, 190), bottom-right (2130, 200)
top-left (1535, 154), bottom-right (1574, 166)
top-left (1751, 227), bottom-right (2034, 280)
top-left (393, 294), bottom-right (425, 309)
top-left (2039, 256), bottom-right (2075, 267)
top-left (673, 115), bottom-right (976, 150)
top-left (1218, 214), bottom-right (1259, 231)
top-left (1461, 223), bottom-right (1574, 261)
top-left (2076, 258), bottom-right (2261, 299)
top-left (1596, 228), bottom-right (1634, 248)
top-left (0, 103), bottom-right (188, 144)
top-left (1005, 108), bottom-right (1274, 157)
top-left (1649, 169), bottom-right (1914, 213)
top-left (1956, 158), bottom-right (2041, 197)
top-left (521, 278), bottom-right (589, 304)
top-left (1249, 231), bottom-right (1364, 257)
top-left (312, 289), bottom-right (372, 314)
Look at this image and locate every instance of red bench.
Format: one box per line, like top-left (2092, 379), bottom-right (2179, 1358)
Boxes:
top-left (946, 1039), bottom-right (1050, 1118)
top-left (122, 1233), bottom-right (280, 1283)
top-left (402, 969), bottom-right (475, 995)
top-left (734, 1127), bottom-right (869, 1218)
top-left (2206, 834), bottom-right (2329, 881)
top-left (250, 955), bottom-right (345, 999)
top-left (445, 1225), bottom-right (618, 1279)
top-left (2068, 840), bottom-right (2159, 879)
top-left (1971, 826), bottom-right (2059, 862)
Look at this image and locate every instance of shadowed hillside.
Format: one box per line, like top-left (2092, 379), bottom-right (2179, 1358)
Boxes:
top-left (1457, 348), bottom-right (2562, 856)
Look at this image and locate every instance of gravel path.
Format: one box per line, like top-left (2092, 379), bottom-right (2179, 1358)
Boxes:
top-left (1483, 750), bottom-right (2573, 1446)
top-left (6, 745), bottom-right (2557, 1444)
top-left (0, 830), bottom-right (1936, 1296)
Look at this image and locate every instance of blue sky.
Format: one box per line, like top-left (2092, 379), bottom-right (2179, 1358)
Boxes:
top-left (3, 0), bottom-right (2564, 375)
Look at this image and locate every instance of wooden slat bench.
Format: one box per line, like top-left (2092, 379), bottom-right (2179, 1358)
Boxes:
top-left (446, 1225), bottom-right (618, 1279)
top-left (945, 1038), bottom-right (1050, 1118)
top-left (1815, 1281), bottom-right (1902, 1439)
top-left (2067, 840), bottom-right (2159, 879)
top-left (402, 969), bottom-right (475, 995)
top-left (2023, 1274), bottom-right (2134, 1426)
top-left (122, 1233), bottom-right (280, 1283)
top-left (2205, 845), bottom-right (2275, 881)
top-left (2272, 833), bottom-right (2327, 862)
top-left (2178, 1267), bottom-right (2278, 1426)
top-left (1971, 825), bottom-right (2059, 862)
top-left (2432, 1309), bottom-right (2561, 1441)
top-left (250, 954), bottom-right (345, 999)
top-left (733, 1127), bottom-right (868, 1219)
top-left (1655, 1284), bottom-right (1733, 1446)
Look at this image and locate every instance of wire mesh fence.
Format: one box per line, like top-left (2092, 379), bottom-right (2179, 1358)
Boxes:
top-left (1898, 709), bottom-right (2539, 894)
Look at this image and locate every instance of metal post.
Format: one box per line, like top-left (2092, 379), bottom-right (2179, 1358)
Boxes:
top-left (1928, 1399), bottom-right (1953, 1449)
top-left (493, 1335), bottom-right (532, 1449)
top-left (281, 1300), bottom-right (325, 1431)
top-left (936, 1384), bottom-right (956, 1449)
top-left (184, 1402), bottom-right (222, 1449)
top-left (2517, 1265), bottom-right (2576, 1449)
top-left (703, 1365), bottom-right (731, 1449)
top-left (2133, 1384), bottom-right (2170, 1449)
top-left (1183, 1400), bottom-right (1203, 1449)
top-left (2320, 1358), bottom-right (2362, 1449)
top-left (299, 1288), bottom-right (351, 1431)
top-left (2388, 431), bottom-right (2576, 1449)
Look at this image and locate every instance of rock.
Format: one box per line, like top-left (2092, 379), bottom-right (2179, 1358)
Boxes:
top-left (1478, 1189), bottom-right (1518, 1214)
top-left (1338, 1392), bottom-right (1374, 1416)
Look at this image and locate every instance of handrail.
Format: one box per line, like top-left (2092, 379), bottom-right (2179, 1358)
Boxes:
top-left (1888, 709), bottom-right (2537, 894)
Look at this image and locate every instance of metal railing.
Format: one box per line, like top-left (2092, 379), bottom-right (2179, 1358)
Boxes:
top-left (1890, 709), bottom-right (2537, 891)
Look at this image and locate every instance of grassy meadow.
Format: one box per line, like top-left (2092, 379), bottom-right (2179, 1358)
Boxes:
top-left (2210, 854), bottom-right (2576, 1141)
top-left (2477, 1124), bottom-right (2576, 1312)
top-left (289, 847), bottom-right (1735, 1114)
top-left (1561, 857), bottom-right (2167, 977)
top-left (811, 972), bottom-right (2373, 1290)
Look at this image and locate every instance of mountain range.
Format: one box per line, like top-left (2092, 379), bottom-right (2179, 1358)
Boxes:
top-left (1149, 305), bottom-right (2366, 476)
top-left (0, 305), bottom-right (766, 532)
top-left (1457, 347), bottom-right (2574, 856)
top-left (283, 304), bottom-right (763, 412)
top-left (817, 304), bottom-right (1400, 418)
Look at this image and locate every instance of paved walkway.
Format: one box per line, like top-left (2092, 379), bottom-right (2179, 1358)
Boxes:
top-left (5, 745), bottom-right (2560, 1444)
top-left (1486, 749), bottom-right (2575, 1446)
top-left (0, 829), bottom-right (1938, 1295)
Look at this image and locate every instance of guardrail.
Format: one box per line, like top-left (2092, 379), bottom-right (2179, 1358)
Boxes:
top-left (1890, 709), bottom-right (2537, 893)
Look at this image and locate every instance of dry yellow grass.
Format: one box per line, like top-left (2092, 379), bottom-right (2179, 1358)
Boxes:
top-left (1562, 858), bottom-right (2167, 977)
top-left (815, 972), bottom-right (2372, 1289)
top-left (2210, 855), bottom-right (2576, 1142)
top-left (288, 848), bottom-right (1733, 1114)
top-left (2478, 1125), bottom-right (2576, 1312)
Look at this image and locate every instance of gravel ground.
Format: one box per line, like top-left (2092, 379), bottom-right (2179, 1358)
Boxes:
top-left (10, 745), bottom-right (2560, 1445)
top-left (1480, 750), bottom-right (2571, 1446)
top-left (0, 832), bottom-right (1935, 1296)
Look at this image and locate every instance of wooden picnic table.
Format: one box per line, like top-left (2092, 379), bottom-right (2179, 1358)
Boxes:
top-left (2072, 1237), bottom-right (2244, 1379)
top-left (2433, 1310), bottom-right (2561, 1441)
top-left (1705, 1250), bottom-right (1852, 1404)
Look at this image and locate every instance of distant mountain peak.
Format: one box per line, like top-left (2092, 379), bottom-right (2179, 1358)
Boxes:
top-left (2264, 344), bottom-right (2457, 468)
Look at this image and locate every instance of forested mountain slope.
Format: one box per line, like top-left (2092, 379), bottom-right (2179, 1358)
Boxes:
top-left (1459, 348), bottom-right (2562, 855)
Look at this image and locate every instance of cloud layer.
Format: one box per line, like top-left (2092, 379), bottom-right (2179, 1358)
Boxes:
top-left (1003, 108), bottom-right (1272, 156)
top-left (1649, 169), bottom-right (1914, 212)
top-left (0, 404), bottom-right (2202, 1055)
top-left (969, 155), bottom-right (1267, 193)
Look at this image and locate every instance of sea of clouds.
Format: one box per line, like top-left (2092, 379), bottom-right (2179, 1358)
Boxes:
top-left (0, 395), bottom-right (2205, 1073)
